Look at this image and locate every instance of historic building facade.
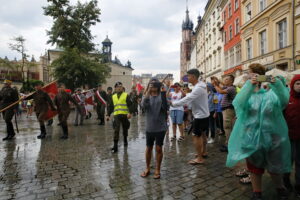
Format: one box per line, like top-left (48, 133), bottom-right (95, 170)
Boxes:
top-left (48, 36), bottom-right (134, 91)
top-left (220, 0), bottom-right (242, 76)
top-left (241, 0), bottom-right (294, 71)
top-left (180, 8), bottom-right (194, 79)
top-left (295, 0), bottom-right (300, 70)
top-left (202, 0), bottom-right (224, 80)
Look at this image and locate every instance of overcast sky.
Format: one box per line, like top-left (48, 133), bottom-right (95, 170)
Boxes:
top-left (0, 0), bottom-right (207, 81)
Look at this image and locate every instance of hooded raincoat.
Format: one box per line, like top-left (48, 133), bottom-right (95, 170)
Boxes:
top-left (226, 78), bottom-right (291, 174)
top-left (285, 75), bottom-right (300, 140)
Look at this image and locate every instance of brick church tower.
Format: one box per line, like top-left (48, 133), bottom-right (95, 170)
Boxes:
top-left (180, 8), bottom-right (194, 79)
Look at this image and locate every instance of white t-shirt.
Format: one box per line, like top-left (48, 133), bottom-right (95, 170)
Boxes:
top-left (172, 81), bottom-right (210, 119)
top-left (170, 91), bottom-right (184, 111)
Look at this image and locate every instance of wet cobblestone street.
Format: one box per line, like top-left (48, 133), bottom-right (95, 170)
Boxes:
top-left (0, 112), bottom-right (297, 200)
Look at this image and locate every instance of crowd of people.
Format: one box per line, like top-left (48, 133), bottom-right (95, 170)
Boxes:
top-left (0, 63), bottom-right (300, 199)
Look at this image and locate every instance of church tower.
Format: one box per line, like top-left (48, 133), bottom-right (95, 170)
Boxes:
top-left (102, 35), bottom-right (112, 62)
top-left (180, 7), bottom-right (194, 79)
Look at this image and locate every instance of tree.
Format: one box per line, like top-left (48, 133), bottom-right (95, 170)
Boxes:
top-left (51, 48), bottom-right (110, 90)
top-left (44, 0), bottom-right (109, 89)
top-left (8, 36), bottom-right (28, 82)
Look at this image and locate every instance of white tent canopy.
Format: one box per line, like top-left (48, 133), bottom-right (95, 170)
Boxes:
top-left (266, 68), bottom-right (293, 81)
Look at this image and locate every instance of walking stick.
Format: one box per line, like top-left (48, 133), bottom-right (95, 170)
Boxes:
top-left (14, 113), bottom-right (19, 133)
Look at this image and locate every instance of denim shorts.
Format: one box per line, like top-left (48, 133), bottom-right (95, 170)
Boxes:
top-left (170, 110), bottom-right (184, 124)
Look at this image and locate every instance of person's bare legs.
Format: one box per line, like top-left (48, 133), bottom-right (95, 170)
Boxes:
top-left (154, 145), bottom-right (163, 178)
top-left (172, 124), bottom-right (177, 138)
top-left (202, 133), bottom-right (208, 156)
top-left (250, 173), bottom-right (262, 192)
top-left (141, 146), bottom-right (153, 177)
top-left (190, 135), bottom-right (205, 164)
top-left (178, 124), bottom-right (184, 138)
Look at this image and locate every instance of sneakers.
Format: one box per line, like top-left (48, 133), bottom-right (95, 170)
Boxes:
top-left (207, 138), bottom-right (215, 144)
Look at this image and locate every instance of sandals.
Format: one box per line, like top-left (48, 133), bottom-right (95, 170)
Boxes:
top-left (153, 173), bottom-right (161, 179)
top-left (194, 154), bottom-right (208, 158)
top-left (188, 159), bottom-right (204, 165)
top-left (170, 136), bottom-right (176, 141)
top-left (239, 175), bottom-right (251, 184)
top-left (140, 170), bottom-right (150, 178)
top-left (236, 169), bottom-right (249, 177)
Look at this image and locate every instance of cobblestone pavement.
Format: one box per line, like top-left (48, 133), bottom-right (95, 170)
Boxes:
top-left (0, 112), bottom-right (298, 200)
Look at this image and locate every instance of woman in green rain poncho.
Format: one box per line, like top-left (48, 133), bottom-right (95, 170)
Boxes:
top-left (226, 64), bottom-right (291, 200)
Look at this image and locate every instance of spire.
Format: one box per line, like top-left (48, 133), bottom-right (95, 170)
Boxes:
top-left (182, 1), bottom-right (194, 31)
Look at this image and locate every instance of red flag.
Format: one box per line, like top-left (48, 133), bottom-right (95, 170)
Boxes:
top-left (136, 83), bottom-right (144, 93)
top-left (42, 81), bottom-right (58, 120)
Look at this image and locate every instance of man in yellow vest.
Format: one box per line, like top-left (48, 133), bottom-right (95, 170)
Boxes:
top-left (107, 82), bottom-right (132, 153)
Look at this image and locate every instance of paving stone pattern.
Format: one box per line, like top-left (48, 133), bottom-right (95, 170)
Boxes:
top-left (0, 113), bottom-right (298, 199)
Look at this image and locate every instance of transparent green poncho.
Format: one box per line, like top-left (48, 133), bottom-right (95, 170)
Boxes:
top-left (226, 79), bottom-right (291, 173)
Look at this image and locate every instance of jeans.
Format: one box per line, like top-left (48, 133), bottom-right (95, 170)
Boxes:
top-left (206, 111), bottom-right (216, 138)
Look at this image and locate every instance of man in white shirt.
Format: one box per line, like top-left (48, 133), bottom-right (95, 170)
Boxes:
top-left (171, 69), bottom-right (210, 165)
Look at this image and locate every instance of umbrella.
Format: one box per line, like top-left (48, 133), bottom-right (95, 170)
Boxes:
top-left (291, 69), bottom-right (300, 75)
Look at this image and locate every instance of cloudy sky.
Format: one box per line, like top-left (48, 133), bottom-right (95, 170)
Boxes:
top-left (0, 0), bottom-right (208, 81)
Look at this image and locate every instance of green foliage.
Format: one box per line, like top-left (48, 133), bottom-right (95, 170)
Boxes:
top-left (51, 48), bottom-right (110, 90)
top-left (44, 0), bottom-right (109, 90)
top-left (43, 0), bottom-right (101, 53)
top-left (20, 79), bottom-right (44, 93)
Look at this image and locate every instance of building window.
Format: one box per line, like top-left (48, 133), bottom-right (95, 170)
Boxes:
top-left (234, 0), bottom-right (239, 11)
top-left (235, 44), bottom-right (241, 65)
top-left (235, 18), bottom-right (240, 34)
top-left (230, 48), bottom-right (235, 68)
top-left (214, 31), bottom-right (216, 43)
top-left (214, 53), bottom-right (217, 69)
top-left (218, 49), bottom-right (221, 67)
top-left (225, 51), bottom-right (229, 69)
top-left (246, 38), bottom-right (252, 59)
top-left (259, 0), bottom-right (266, 12)
top-left (246, 3), bottom-right (252, 22)
top-left (228, 3), bottom-right (232, 17)
top-left (278, 19), bottom-right (287, 49)
top-left (229, 25), bottom-right (233, 40)
top-left (224, 31), bottom-right (227, 43)
top-left (223, 11), bottom-right (226, 22)
top-left (260, 30), bottom-right (267, 55)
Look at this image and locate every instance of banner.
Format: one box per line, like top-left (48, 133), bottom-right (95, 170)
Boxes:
top-left (95, 90), bottom-right (107, 106)
top-left (42, 81), bottom-right (58, 120)
top-left (136, 83), bottom-right (144, 94)
top-left (84, 90), bottom-right (94, 112)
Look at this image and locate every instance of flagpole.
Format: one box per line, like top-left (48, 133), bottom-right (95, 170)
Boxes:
top-left (0, 80), bottom-right (57, 113)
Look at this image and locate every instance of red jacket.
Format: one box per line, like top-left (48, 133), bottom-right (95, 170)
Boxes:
top-left (285, 75), bottom-right (300, 140)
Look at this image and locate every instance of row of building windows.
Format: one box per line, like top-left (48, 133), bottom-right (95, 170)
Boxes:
top-left (246, 19), bottom-right (287, 59)
top-left (223, 0), bottom-right (240, 23)
top-left (245, 0), bottom-right (267, 23)
top-left (224, 18), bottom-right (240, 44)
top-left (224, 44), bottom-right (241, 70)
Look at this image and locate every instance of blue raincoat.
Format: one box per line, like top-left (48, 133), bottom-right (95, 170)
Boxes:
top-left (226, 79), bottom-right (291, 173)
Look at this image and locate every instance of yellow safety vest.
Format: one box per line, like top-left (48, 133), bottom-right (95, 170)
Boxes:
top-left (113, 92), bottom-right (129, 115)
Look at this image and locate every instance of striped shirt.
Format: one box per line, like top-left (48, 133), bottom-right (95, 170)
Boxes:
top-left (221, 86), bottom-right (236, 110)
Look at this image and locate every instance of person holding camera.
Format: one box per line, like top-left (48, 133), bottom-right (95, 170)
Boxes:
top-left (168, 82), bottom-right (185, 142)
top-left (211, 75), bottom-right (236, 152)
top-left (140, 78), bottom-right (168, 179)
top-left (226, 63), bottom-right (291, 200)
